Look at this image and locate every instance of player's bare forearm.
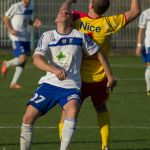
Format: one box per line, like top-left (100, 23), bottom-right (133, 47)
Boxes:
top-left (135, 27), bottom-right (145, 56)
top-left (33, 54), bottom-right (66, 80)
top-left (125, 0), bottom-right (141, 23)
top-left (96, 51), bottom-right (116, 89)
top-left (3, 15), bottom-right (17, 35)
top-left (137, 28), bottom-right (144, 45)
top-left (60, 0), bottom-right (76, 11)
top-left (33, 54), bottom-right (51, 71)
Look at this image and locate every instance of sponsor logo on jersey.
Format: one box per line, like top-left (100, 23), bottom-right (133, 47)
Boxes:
top-left (80, 22), bottom-right (101, 32)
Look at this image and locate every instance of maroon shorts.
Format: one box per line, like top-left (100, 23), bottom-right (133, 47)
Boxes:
top-left (81, 78), bottom-right (109, 109)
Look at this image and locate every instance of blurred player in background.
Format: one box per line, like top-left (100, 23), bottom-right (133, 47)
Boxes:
top-left (1, 0), bottom-right (42, 89)
top-left (59, 0), bottom-right (140, 149)
top-left (20, 8), bottom-right (116, 150)
top-left (135, 8), bottom-right (150, 96)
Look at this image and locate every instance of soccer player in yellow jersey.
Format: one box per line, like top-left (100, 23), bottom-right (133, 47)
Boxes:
top-left (58, 0), bottom-right (140, 149)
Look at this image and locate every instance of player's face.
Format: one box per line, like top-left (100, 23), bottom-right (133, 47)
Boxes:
top-left (56, 10), bottom-right (73, 24)
top-left (22, 0), bottom-right (31, 7)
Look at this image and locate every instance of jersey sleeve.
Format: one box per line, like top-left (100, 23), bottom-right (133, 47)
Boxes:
top-left (82, 33), bottom-right (100, 56)
top-left (34, 33), bottom-right (49, 55)
top-left (5, 4), bottom-right (16, 19)
top-left (106, 13), bottom-right (126, 34)
top-left (138, 11), bottom-right (148, 28)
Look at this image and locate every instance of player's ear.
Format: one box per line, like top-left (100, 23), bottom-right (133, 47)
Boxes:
top-left (55, 18), bottom-right (57, 24)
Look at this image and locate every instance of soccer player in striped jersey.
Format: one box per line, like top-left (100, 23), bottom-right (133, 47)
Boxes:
top-left (20, 9), bottom-right (116, 150)
top-left (135, 8), bottom-right (150, 96)
top-left (59, 0), bottom-right (140, 149)
top-left (1, 0), bottom-right (42, 89)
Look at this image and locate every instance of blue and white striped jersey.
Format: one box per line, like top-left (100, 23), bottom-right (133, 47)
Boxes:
top-left (34, 29), bottom-right (100, 89)
top-left (5, 1), bottom-right (33, 41)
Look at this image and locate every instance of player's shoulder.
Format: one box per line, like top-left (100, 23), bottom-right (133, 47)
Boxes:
top-left (6, 2), bottom-right (21, 13)
top-left (14, 2), bottom-right (33, 9)
top-left (143, 8), bottom-right (150, 13)
top-left (43, 30), bottom-right (54, 35)
top-left (103, 13), bottom-right (124, 19)
top-left (72, 10), bottom-right (87, 16)
top-left (42, 30), bottom-right (56, 39)
top-left (9, 1), bottom-right (24, 11)
top-left (12, 1), bottom-right (22, 7)
top-left (8, 2), bottom-right (20, 9)
top-left (72, 10), bottom-right (88, 20)
top-left (142, 8), bottom-right (150, 16)
top-left (71, 29), bottom-right (84, 37)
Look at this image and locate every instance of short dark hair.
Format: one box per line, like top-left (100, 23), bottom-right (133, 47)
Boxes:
top-left (92, 0), bottom-right (110, 15)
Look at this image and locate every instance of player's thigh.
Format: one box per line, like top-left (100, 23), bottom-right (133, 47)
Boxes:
top-left (12, 41), bottom-right (31, 57)
top-left (91, 80), bottom-right (109, 110)
top-left (81, 82), bottom-right (93, 101)
top-left (91, 90), bottom-right (109, 110)
top-left (27, 83), bottom-right (60, 115)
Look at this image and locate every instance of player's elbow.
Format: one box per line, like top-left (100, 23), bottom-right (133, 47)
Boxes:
top-left (134, 8), bottom-right (141, 17)
top-left (132, 5), bottom-right (141, 18)
top-left (3, 15), bottom-right (7, 23)
top-left (126, 10), bottom-right (141, 23)
top-left (33, 58), bottom-right (37, 67)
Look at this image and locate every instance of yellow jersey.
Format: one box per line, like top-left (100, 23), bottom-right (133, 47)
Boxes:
top-left (72, 10), bottom-right (126, 83)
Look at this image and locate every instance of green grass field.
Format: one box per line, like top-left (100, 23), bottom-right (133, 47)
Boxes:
top-left (0, 54), bottom-right (150, 150)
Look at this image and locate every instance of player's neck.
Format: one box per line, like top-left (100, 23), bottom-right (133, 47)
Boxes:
top-left (57, 24), bottom-right (72, 35)
top-left (88, 10), bottom-right (101, 19)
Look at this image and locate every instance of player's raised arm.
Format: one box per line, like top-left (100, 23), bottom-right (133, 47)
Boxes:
top-left (124, 0), bottom-right (141, 24)
top-left (59, 0), bottom-right (76, 11)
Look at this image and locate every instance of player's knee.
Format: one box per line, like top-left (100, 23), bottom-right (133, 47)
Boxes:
top-left (22, 113), bottom-right (35, 125)
top-left (64, 99), bottom-right (80, 117)
top-left (18, 55), bottom-right (27, 64)
top-left (66, 109), bottom-right (78, 118)
top-left (18, 61), bottom-right (26, 68)
top-left (65, 106), bottom-right (80, 118)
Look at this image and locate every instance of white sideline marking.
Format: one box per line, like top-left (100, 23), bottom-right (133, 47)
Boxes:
top-left (110, 64), bottom-right (144, 68)
top-left (0, 126), bottom-right (150, 129)
top-left (116, 78), bottom-right (144, 81)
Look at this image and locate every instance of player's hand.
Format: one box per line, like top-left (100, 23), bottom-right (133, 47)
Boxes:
top-left (33, 18), bottom-right (42, 28)
top-left (107, 78), bottom-right (117, 91)
top-left (53, 68), bottom-right (67, 80)
top-left (135, 47), bottom-right (142, 56)
top-left (9, 29), bottom-right (18, 36)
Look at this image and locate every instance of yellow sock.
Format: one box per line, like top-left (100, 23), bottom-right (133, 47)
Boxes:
top-left (58, 122), bottom-right (64, 141)
top-left (97, 112), bottom-right (110, 150)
